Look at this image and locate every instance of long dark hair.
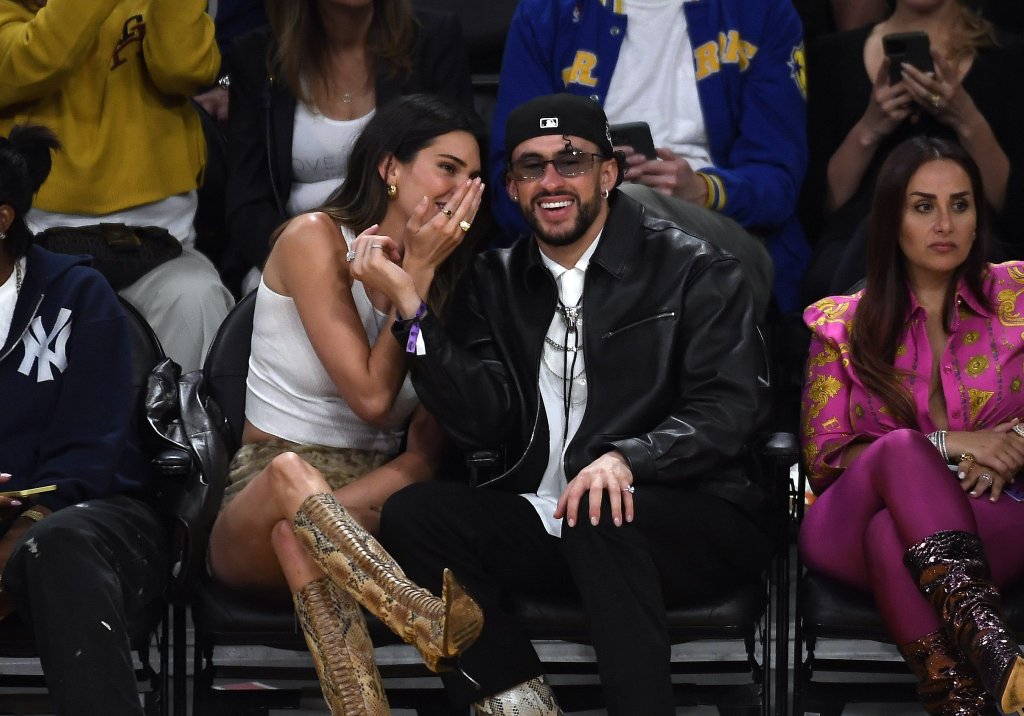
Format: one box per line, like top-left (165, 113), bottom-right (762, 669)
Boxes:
top-left (266, 0), bottom-right (418, 107)
top-left (273, 94), bottom-right (484, 319)
top-left (850, 136), bottom-right (989, 428)
top-left (0, 125), bottom-right (61, 261)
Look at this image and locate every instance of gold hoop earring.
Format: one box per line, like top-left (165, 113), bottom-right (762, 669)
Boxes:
top-left (387, 184), bottom-right (398, 199)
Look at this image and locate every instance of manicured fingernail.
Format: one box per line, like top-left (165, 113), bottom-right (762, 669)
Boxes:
top-left (10, 500), bottom-right (20, 507)
top-left (958, 471), bottom-right (966, 480)
top-left (590, 516), bottom-right (598, 526)
top-left (567, 518), bottom-right (575, 527)
top-left (614, 518), bottom-right (622, 526)
top-left (0, 473), bottom-right (10, 479)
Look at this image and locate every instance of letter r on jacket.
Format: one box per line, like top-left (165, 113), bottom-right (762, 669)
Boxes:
top-left (562, 51), bottom-right (599, 88)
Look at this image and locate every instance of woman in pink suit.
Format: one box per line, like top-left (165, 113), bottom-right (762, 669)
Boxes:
top-left (800, 135), bottom-right (1024, 715)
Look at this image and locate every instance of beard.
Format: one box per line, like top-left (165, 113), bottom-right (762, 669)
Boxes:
top-left (521, 190), bottom-right (603, 248)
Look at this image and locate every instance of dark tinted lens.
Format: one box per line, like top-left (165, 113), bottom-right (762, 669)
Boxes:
top-left (554, 154), bottom-right (589, 177)
top-left (511, 159), bottom-right (547, 180)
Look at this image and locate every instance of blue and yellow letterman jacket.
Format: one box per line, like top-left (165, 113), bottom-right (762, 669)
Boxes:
top-left (490, 0), bottom-right (810, 313)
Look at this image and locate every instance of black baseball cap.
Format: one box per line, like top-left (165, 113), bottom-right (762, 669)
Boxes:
top-left (504, 93), bottom-right (614, 162)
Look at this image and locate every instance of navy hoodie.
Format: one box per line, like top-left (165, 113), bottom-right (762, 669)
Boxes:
top-left (0, 244), bottom-right (151, 513)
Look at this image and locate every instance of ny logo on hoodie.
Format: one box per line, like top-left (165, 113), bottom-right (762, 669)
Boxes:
top-left (19, 308), bottom-right (71, 382)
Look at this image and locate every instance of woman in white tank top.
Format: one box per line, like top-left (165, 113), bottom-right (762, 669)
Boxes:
top-left (208, 95), bottom-right (486, 713)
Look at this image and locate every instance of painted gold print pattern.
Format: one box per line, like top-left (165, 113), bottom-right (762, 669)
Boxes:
top-left (969, 389), bottom-right (994, 423)
top-left (809, 342), bottom-right (840, 368)
top-left (808, 297), bottom-right (852, 327)
top-left (807, 374), bottom-right (842, 420)
top-left (963, 331), bottom-right (979, 345)
top-left (997, 287), bottom-right (1024, 327)
top-left (966, 355), bottom-right (989, 377)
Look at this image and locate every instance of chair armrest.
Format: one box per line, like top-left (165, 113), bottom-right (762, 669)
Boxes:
top-left (762, 431), bottom-right (799, 460)
top-left (152, 448), bottom-right (193, 478)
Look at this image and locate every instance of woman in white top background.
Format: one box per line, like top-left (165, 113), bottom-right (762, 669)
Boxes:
top-left (207, 94), bottom-right (485, 714)
top-left (221, 0), bottom-right (475, 295)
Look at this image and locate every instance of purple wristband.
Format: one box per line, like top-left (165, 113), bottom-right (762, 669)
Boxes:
top-left (399, 301), bottom-right (428, 354)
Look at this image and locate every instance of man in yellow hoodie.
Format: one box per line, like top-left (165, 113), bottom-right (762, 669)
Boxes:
top-left (0, 0), bottom-right (234, 371)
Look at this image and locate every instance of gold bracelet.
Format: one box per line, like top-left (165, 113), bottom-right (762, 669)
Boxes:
top-left (20, 509), bottom-right (45, 522)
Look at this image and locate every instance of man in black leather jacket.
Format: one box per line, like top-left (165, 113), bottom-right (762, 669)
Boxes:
top-left (379, 94), bottom-right (773, 716)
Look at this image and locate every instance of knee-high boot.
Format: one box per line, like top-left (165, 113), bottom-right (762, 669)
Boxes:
top-left (904, 530), bottom-right (1024, 715)
top-left (293, 577), bottom-right (390, 715)
top-left (898, 630), bottom-right (994, 715)
top-left (293, 492), bottom-right (483, 672)
top-left (472, 676), bottom-right (564, 715)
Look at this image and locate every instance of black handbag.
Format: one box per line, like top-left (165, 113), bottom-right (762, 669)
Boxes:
top-left (143, 358), bottom-right (230, 601)
top-left (36, 223), bottom-right (182, 290)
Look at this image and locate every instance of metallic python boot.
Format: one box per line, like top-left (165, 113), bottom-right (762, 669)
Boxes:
top-left (472, 676), bottom-right (564, 715)
top-left (898, 630), bottom-right (994, 715)
top-left (293, 577), bottom-right (390, 715)
top-left (905, 530), bottom-right (1024, 715)
top-left (293, 492), bottom-right (483, 672)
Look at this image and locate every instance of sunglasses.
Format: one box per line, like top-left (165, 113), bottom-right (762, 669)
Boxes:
top-left (508, 150), bottom-right (605, 182)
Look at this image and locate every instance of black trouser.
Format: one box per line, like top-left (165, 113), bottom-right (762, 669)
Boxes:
top-left (3, 495), bottom-right (168, 716)
top-left (380, 481), bottom-right (771, 715)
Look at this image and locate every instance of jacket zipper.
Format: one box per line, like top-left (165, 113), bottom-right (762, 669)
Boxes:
top-left (602, 311), bottom-right (676, 339)
top-left (0, 293), bottom-right (44, 363)
top-left (477, 272), bottom-right (558, 487)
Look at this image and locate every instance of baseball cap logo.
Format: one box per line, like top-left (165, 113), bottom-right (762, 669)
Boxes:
top-left (539, 117), bottom-right (559, 129)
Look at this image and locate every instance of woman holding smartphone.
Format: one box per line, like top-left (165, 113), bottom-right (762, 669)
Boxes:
top-left (0, 125), bottom-right (170, 714)
top-left (800, 0), bottom-right (1024, 303)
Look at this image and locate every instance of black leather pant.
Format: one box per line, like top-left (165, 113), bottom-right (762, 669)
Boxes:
top-left (380, 481), bottom-right (770, 715)
top-left (3, 495), bottom-right (168, 716)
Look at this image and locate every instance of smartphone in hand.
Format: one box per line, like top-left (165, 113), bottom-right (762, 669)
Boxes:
top-left (609, 121), bottom-right (657, 160)
top-left (0, 484), bottom-right (57, 498)
top-left (882, 31), bottom-right (934, 84)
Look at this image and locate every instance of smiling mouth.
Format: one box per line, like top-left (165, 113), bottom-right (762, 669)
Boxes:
top-left (539, 199), bottom-right (573, 210)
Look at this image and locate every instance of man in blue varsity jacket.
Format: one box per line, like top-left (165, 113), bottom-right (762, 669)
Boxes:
top-left (490, 0), bottom-right (810, 315)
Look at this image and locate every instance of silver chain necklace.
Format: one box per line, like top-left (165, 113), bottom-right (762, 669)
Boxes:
top-left (12, 260), bottom-right (21, 294)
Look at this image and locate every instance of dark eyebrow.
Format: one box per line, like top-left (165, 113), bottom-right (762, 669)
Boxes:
top-left (512, 149), bottom-right (583, 162)
top-left (909, 190), bottom-right (971, 199)
top-left (437, 151), bottom-right (481, 178)
top-left (437, 153), bottom-right (468, 168)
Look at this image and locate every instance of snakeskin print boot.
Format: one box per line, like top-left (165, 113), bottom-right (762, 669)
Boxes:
top-left (472, 676), bottom-right (564, 715)
top-left (898, 630), bottom-right (995, 714)
top-left (293, 577), bottom-right (390, 715)
top-left (293, 492), bottom-right (483, 672)
top-left (905, 530), bottom-right (1024, 715)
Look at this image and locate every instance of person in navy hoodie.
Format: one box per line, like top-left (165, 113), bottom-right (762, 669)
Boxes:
top-left (0, 125), bottom-right (167, 716)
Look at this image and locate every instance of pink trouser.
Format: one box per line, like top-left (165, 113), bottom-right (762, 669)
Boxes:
top-left (799, 429), bottom-right (1024, 643)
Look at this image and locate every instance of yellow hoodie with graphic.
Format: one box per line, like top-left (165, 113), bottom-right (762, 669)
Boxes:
top-left (0, 0), bottom-right (219, 214)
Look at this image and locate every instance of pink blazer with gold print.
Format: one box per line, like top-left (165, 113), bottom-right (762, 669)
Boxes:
top-left (801, 262), bottom-right (1024, 495)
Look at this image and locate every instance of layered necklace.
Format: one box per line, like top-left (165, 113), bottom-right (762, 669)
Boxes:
top-left (542, 294), bottom-right (586, 442)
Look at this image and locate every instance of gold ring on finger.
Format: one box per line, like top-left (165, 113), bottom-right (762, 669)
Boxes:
top-left (1013, 424), bottom-right (1024, 440)
top-left (960, 452), bottom-right (975, 463)
top-left (441, 207), bottom-right (453, 218)
top-left (459, 220), bottom-right (471, 232)
top-left (930, 94), bottom-right (943, 110)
